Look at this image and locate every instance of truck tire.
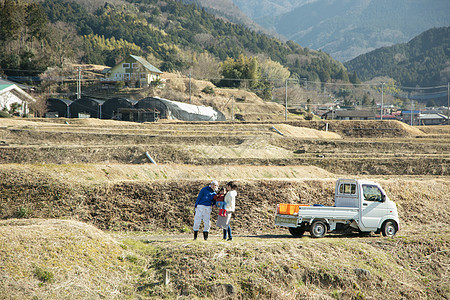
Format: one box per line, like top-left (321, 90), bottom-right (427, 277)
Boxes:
top-left (288, 227), bottom-right (305, 237)
top-left (381, 220), bottom-right (397, 237)
top-left (310, 220), bottom-right (327, 238)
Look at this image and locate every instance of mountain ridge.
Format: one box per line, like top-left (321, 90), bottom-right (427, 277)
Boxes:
top-left (231, 0), bottom-right (450, 62)
top-left (1, 0), bottom-right (353, 87)
top-left (345, 26), bottom-right (450, 88)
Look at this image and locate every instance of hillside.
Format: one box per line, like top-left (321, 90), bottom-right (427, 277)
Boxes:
top-left (231, 0), bottom-right (450, 62)
top-left (181, 0), bottom-right (270, 34)
top-left (2, 0), bottom-right (353, 87)
top-left (345, 27), bottom-right (450, 88)
top-left (0, 219), bottom-right (135, 299)
top-left (0, 118), bottom-right (449, 299)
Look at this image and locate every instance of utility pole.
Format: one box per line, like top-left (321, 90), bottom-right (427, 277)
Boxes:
top-left (285, 79), bottom-right (288, 121)
top-left (410, 100), bottom-right (414, 126)
top-left (189, 71), bottom-right (192, 104)
top-left (77, 67), bottom-right (81, 99)
top-left (380, 82), bottom-right (384, 120)
top-left (232, 96), bottom-right (234, 122)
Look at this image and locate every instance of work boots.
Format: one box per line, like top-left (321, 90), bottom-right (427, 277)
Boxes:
top-left (203, 231), bottom-right (209, 240)
top-left (193, 231), bottom-right (198, 240)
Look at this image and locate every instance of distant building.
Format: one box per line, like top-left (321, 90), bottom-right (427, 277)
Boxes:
top-left (321, 110), bottom-right (375, 120)
top-left (375, 115), bottom-right (398, 120)
top-left (46, 98), bottom-right (73, 118)
top-left (136, 97), bottom-right (226, 121)
top-left (0, 78), bottom-right (36, 116)
top-left (418, 113), bottom-right (449, 125)
top-left (118, 108), bottom-right (160, 122)
top-left (101, 97), bottom-right (137, 119)
top-left (400, 110), bottom-right (421, 125)
top-left (102, 55), bottom-right (162, 87)
top-left (70, 97), bottom-right (105, 119)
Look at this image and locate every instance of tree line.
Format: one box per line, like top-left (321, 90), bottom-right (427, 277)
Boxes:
top-left (1, 0), bottom-right (359, 94)
top-left (345, 27), bottom-right (450, 87)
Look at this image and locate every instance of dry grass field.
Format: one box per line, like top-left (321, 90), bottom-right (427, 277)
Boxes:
top-left (0, 117), bottom-right (449, 299)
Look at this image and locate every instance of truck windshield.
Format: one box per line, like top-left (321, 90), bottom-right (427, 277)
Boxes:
top-left (362, 185), bottom-right (383, 202)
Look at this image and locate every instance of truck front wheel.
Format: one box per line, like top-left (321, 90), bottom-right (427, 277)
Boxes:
top-left (310, 221), bottom-right (327, 238)
top-left (289, 227), bottom-right (305, 237)
top-left (381, 220), bottom-right (397, 237)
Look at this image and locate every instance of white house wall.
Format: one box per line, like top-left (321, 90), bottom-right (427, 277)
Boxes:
top-left (0, 86), bottom-right (34, 116)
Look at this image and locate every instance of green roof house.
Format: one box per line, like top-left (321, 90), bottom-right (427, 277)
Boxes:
top-left (0, 78), bottom-right (36, 116)
top-left (103, 55), bottom-right (163, 87)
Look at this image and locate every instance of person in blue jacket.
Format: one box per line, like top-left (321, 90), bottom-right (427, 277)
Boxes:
top-left (193, 180), bottom-right (218, 240)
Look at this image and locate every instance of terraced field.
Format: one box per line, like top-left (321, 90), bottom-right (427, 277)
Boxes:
top-left (0, 118), bottom-right (449, 299)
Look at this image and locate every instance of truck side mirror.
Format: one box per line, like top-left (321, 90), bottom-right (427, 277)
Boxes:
top-left (380, 194), bottom-right (386, 202)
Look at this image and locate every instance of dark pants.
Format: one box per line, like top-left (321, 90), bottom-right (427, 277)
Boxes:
top-left (223, 225), bottom-right (232, 240)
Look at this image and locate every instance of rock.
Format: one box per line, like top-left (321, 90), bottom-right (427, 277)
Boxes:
top-left (212, 283), bottom-right (235, 295)
top-left (354, 268), bottom-right (371, 280)
top-left (224, 284), bottom-right (235, 294)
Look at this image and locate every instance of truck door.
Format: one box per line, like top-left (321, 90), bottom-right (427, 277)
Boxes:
top-left (360, 184), bottom-right (387, 229)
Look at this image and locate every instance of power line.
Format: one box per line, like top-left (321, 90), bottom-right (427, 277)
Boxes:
top-left (3, 68), bottom-right (449, 99)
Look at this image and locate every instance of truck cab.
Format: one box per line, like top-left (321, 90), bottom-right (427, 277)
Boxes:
top-left (275, 179), bottom-right (400, 238)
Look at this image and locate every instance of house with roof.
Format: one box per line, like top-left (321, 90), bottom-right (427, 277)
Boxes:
top-left (418, 113), bottom-right (449, 125)
top-left (0, 78), bottom-right (36, 116)
top-left (400, 110), bottom-right (421, 126)
top-left (102, 55), bottom-right (163, 87)
top-left (321, 109), bottom-right (375, 120)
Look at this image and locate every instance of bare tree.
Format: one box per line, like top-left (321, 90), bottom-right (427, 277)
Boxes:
top-left (46, 22), bottom-right (82, 66)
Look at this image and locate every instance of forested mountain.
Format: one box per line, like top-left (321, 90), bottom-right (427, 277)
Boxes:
top-left (231, 0), bottom-right (450, 62)
top-left (345, 27), bottom-right (450, 87)
top-left (0, 0), bottom-right (356, 90)
top-left (180, 0), bottom-right (269, 35)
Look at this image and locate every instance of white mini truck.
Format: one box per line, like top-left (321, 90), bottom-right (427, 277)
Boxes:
top-left (274, 179), bottom-right (400, 238)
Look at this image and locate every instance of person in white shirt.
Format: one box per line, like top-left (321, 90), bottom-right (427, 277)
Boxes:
top-left (217, 181), bottom-right (237, 241)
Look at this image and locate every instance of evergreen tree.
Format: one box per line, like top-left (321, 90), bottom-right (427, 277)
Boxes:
top-left (0, 0), bottom-right (25, 45)
top-left (26, 3), bottom-right (48, 47)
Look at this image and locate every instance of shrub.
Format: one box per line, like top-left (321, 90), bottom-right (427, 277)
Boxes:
top-left (150, 78), bottom-right (162, 87)
top-left (15, 207), bottom-right (30, 218)
top-left (0, 110), bottom-right (11, 118)
top-left (201, 86), bottom-right (215, 95)
top-left (115, 81), bottom-right (125, 90)
top-left (234, 114), bottom-right (244, 121)
top-left (33, 265), bottom-right (54, 283)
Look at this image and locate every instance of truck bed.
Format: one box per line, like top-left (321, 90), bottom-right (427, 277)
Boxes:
top-left (297, 206), bottom-right (359, 219)
top-left (275, 205), bottom-right (359, 228)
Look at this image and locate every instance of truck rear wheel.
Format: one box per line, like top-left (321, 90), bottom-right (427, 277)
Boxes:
top-left (310, 220), bottom-right (327, 238)
top-left (381, 220), bottom-right (397, 237)
top-left (288, 227), bottom-right (305, 237)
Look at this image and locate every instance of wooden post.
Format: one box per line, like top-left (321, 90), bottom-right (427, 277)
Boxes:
top-left (163, 269), bottom-right (170, 285)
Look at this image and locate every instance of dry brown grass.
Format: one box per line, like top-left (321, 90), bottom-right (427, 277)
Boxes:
top-left (1, 118), bottom-right (449, 299)
top-left (0, 163), bottom-right (333, 183)
top-left (0, 219), bottom-right (136, 299)
top-left (274, 124), bottom-right (341, 139)
top-left (158, 72), bottom-right (288, 121)
top-left (1, 218), bottom-right (447, 299)
top-left (119, 229), bottom-right (449, 299)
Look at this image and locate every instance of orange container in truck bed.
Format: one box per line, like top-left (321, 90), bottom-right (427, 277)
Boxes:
top-left (278, 203), bottom-right (309, 215)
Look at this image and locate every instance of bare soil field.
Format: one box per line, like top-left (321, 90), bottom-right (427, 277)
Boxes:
top-left (0, 118), bottom-right (449, 299)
